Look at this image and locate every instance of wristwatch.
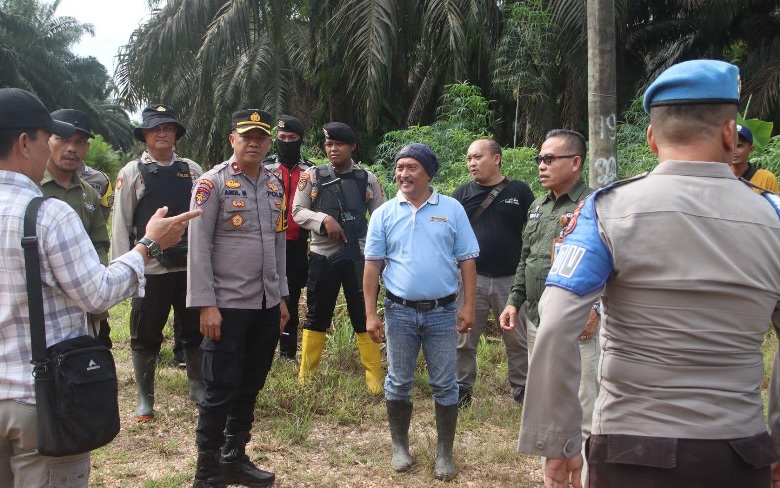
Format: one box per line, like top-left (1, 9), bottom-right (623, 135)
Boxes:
top-left (137, 237), bottom-right (162, 259)
top-left (592, 302), bottom-right (602, 315)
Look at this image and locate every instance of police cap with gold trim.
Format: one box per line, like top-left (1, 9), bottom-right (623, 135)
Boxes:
top-left (232, 109), bottom-right (272, 135)
top-left (643, 60), bottom-right (740, 113)
top-left (322, 122), bottom-right (356, 144)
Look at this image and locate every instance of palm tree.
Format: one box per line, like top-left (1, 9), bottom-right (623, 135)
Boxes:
top-left (0, 0), bottom-right (135, 149)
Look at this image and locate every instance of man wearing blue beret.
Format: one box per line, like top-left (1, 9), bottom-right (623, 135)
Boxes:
top-left (518, 59), bottom-right (780, 487)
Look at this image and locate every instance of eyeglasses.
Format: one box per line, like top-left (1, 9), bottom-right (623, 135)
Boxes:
top-left (534, 154), bottom-right (578, 165)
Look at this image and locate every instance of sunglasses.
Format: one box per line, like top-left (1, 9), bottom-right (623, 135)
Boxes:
top-left (534, 154), bottom-right (578, 165)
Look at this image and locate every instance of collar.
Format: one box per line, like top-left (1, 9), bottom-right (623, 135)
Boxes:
top-left (397, 186), bottom-right (439, 206)
top-left (651, 160), bottom-right (737, 179)
top-left (542, 177), bottom-right (589, 204)
top-left (332, 160), bottom-right (359, 174)
top-left (227, 155), bottom-right (271, 181)
top-left (140, 150), bottom-right (180, 165)
top-left (40, 169), bottom-right (79, 189)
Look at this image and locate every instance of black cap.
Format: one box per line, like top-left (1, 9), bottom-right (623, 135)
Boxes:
top-left (133, 104), bottom-right (186, 142)
top-left (276, 115), bottom-right (304, 137)
top-left (323, 122), bottom-right (356, 144)
top-left (232, 109), bottom-right (272, 135)
top-left (0, 88), bottom-right (74, 138)
top-left (51, 109), bottom-right (93, 138)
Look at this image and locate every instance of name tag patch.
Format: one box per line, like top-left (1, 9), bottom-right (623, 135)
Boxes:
top-left (549, 244), bottom-right (586, 278)
top-left (430, 216), bottom-right (448, 222)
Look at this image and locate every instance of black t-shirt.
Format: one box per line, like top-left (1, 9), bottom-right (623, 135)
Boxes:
top-left (452, 178), bottom-right (535, 277)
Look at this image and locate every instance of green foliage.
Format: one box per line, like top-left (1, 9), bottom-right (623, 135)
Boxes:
top-left (85, 134), bottom-right (123, 180)
top-left (615, 98), bottom-right (657, 179)
top-left (751, 135), bottom-right (780, 175)
top-left (738, 114), bottom-right (774, 154)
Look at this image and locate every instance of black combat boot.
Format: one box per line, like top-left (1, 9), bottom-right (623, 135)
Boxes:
top-left (193, 449), bottom-right (226, 488)
top-left (221, 432), bottom-right (275, 487)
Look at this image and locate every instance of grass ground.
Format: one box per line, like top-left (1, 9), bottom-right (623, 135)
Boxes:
top-left (90, 296), bottom-right (780, 487)
top-left (89, 296), bottom-right (544, 487)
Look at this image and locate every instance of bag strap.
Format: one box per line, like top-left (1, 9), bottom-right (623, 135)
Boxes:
top-left (469, 177), bottom-right (510, 223)
top-left (22, 196), bottom-right (51, 366)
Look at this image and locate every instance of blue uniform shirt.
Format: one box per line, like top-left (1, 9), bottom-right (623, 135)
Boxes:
top-left (365, 188), bottom-right (479, 300)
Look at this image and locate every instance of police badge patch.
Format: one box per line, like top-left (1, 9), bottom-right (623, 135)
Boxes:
top-left (231, 214), bottom-right (245, 227)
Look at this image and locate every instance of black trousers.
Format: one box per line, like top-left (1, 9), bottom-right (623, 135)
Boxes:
top-left (129, 271), bottom-right (201, 352)
top-left (196, 306), bottom-right (281, 450)
top-left (278, 238), bottom-right (309, 358)
top-left (303, 252), bottom-right (366, 333)
top-left (586, 432), bottom-right (776, 487)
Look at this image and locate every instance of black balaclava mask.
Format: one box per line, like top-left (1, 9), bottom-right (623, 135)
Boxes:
top-left (277, 139), bottom-right (303, 167)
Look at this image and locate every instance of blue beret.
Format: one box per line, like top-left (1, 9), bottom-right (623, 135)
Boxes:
top-left (395, 143), bottom-right (440, 178)
top-left (737, 124), bottom-right (753, 144)
top-left (643, 60), bottom-right (740, 113)
top-left (323, 122), bottom-right (356, 144)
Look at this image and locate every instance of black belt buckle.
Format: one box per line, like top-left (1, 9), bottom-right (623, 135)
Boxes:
top-left (415, 301), bottom-right (435, 312)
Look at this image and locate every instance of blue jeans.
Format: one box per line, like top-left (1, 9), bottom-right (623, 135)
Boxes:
top-left (383, 298), bottom-right (459, 405)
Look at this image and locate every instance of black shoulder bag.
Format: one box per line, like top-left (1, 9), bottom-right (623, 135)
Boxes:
top-left (23, 196), bottom-right (120, 457)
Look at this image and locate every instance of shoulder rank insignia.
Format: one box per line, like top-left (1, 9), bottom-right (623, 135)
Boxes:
top-left (156, 106), bottom-right (166, 111)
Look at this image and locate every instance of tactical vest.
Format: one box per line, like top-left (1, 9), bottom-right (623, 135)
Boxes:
top-left (132, 159), bottom-right (193, 239)
top-left (314, 165), bottom-right (368, 237)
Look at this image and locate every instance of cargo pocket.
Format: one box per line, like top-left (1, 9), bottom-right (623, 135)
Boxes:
top-left (728, 432), bottom-right (779, 469)
top-left (201, 337), bottom-right (238, 387)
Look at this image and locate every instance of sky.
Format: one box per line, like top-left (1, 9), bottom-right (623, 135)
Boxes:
top-left (55, 0), bottom-right (152, 81)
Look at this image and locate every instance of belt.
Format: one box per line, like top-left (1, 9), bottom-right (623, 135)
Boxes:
top-left (385, 291), bottom-right (457, 312)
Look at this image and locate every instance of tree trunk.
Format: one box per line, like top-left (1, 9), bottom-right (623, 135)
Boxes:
top-left (587, 0), bottom-right (618, 188)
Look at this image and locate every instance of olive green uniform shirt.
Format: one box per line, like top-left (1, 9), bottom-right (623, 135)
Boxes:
top-left (506, 178), bottom-right (593, 325)
top-left (39, 170), bottom-right (111, 321)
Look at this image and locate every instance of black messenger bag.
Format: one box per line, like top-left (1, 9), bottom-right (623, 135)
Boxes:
top-left (23, 197), bottom-right (120, 457)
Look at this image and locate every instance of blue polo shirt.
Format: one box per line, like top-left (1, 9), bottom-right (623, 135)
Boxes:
top-left (365, 188), bottom-right (479, 300)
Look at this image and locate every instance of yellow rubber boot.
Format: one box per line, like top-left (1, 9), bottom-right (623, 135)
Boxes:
top-left (356, 332), bottom-right (384, 394)
top-left (298, 329), bottom-right (326, 385)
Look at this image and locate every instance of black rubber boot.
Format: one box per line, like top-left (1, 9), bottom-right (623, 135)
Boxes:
top-left (184, 346), bottom-right (206, 403)
top-left (457, 387), bottom-right (472, 410)
top-left (132, 350), bottom-right (156, 421)
top-left (221, 432), bottom-right (275, 487)
top-left (434, 402), bottom-right (458, 481)
top-left (193, 449), bottom-right (226, 488)
top-left (386, 400), bottom-right (414, 472)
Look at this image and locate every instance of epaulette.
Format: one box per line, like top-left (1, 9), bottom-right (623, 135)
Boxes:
top-left (261, 156), bottom-right (276, 166)
top-left (301, 158), bottom-right (314, 167)
top-left (592, 173), bottom-right (648, 198)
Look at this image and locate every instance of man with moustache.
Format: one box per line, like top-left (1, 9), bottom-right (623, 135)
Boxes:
top-left (187, 109), bottom-right (289, 488)
top-left (39, 109), bottom-right (111, 344)
top-left (0, 87), bottom-right (200, 488)
top-left (113, 105), bottom-right (204, 422)
top-left (292, 122), bottom-right (385, 393)
top-left (364, 143), bottom-right (479, 480)
top-left (263, 115), bottom-right (313, 362)
top-left (453, 138), bottom-right (534, 408)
